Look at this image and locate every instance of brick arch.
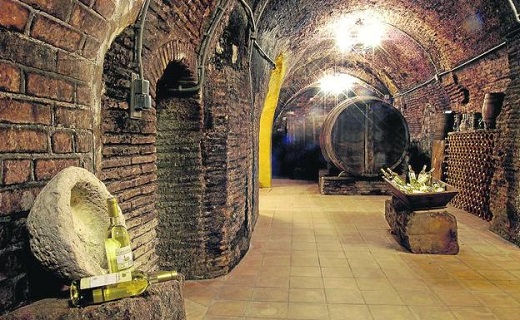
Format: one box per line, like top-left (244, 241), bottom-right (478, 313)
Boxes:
top-left (145, 39), bottom-right (198, 99)
top-left (278, 64), bottom-right (387, 113)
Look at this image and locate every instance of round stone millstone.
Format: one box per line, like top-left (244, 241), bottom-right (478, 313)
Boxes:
top-left (27, 166), bottom-right (125, 280)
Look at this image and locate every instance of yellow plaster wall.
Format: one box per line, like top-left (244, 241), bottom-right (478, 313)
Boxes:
top-left (259, 54), bottom-right (286, 188)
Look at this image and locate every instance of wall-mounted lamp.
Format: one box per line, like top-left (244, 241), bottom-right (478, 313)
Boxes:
top-left (130, 72), bottom-right (152, 119)
top-left (130, 0), bottom-right (151, 119)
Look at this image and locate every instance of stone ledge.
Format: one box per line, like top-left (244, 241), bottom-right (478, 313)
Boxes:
top-left (2, 278), bottom-right (186, 320)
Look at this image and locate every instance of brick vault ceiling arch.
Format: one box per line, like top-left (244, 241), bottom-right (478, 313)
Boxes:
top-left (253, 0), bottom-right (517, 107)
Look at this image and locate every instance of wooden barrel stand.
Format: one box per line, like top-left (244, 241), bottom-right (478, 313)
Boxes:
top-left (385, 197), bottom-right (459, 254)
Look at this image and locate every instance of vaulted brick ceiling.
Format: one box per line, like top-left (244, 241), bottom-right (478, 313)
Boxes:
top-left (252, 0), bottom-right (516, 108)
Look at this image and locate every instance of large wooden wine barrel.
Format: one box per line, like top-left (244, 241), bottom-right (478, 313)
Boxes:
top-left (320, 96), bottom-right (409, 177)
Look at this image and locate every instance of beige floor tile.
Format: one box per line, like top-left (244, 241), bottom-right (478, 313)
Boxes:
top-left (317, 242), bottom-right (344, 251)
top-left (350, 267), bottom-right (386, 279)
top-left (361, 289), bottom-right (405, 305)
top-left (450, 306), bottom-right (498, 319)
top-left (471, 291), bottom-right (520, 306)
top-left (184, 299), bottom-right (208, 320)
top-left (217, 286), bottom-right (254, 301)
top-left (368, 305), bottom-right (415, 320)
top-left (477, 269), bottom-right (518, 281)
top-left (205, 316), bottom-right (246, 320)
top-left (292, 242), bottom-right (318, 252)
top-left (184, 283), bottom-right (220, 307)
top-left (290, 276), bottom-right (324, 288)
top-left (315, 235), bottom-right (339, 242)
top-left (266, 241), bottom-right (293, 252)
top-left (322, 277), bottom-right (358, 289)
top-left (496, 260), bottom-right (520, 271)
top-left (231, 263), bottom-right (262, 276)
top-left (328, 304), bottom-right (372, 320)
top-left (263, 254), bottom-right (291, 266)
top-left (319, 257), bottom-right (349, 268)
top-left (289, 288), bottom-right (326, 302)
top-left (325, 287), bottom-right (365, 304)
top-left (321, 267), bottom-right (353, 278)
top-left (434, 290), bottom-right (483, 307)
top-left (291, 266), bottom-right (322, 277)
top-left (389, 278), bottom-right (429, 292)
top-left (206, 300), bottom-right (248, 317)
top-left (255, 274), bottom-right (290, 288)
top-left (245, 301), bottom-right (288, 318)
top-left (318, 250), bottom-right (346, 259)
top-left (408, 306), bottom-right (457, 320)
top-left (356, 277), bottom-right (394, 291)
top-left (396, 289), bottom-right (443, 306)
top-left (239, 253), bottom-right (264, 267)
top-left (223, 275), bottom-right (257, 287)
top-left (491, 279), bottom-right (520, 292)
top-left (257, 266), bottom-right (291, 279)
top-left (456, 279), bottom-right (502, 291)
top-left (287, 303), bottom-right (329, 319)
top-left (251, 287), bottom-right (288, 302)
top-left (488, 307), bottom-right (520, 319)
top-left (291, 256), bottom-right (320, 266)
top-left (427, 278), bottom-right (467, 292)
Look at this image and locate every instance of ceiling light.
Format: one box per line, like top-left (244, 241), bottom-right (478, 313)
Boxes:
top-left (334, 14), bottom-right (385, 52)
top-left (320, 74), bottom-right (356, 94)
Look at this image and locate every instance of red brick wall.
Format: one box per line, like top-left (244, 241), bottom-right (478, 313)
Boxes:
top-left (0, 0), bottom-right (139, 311)
top-left (489, 30), bottom-right (520, 244)
top-left (0, 0), bottom-right (257, 313)
top-left (100, 25), bottom-right (160, 272)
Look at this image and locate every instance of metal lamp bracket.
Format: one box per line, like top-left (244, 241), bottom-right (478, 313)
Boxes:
top-left (130, 72), bottom-right (152, 119)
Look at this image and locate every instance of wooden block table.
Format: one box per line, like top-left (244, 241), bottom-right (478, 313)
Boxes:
top-left (385, 196), bottom-right (459, 254)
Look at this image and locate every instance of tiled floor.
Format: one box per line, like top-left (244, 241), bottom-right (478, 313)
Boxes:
top-left (184, 179), bottom-right (520, 319)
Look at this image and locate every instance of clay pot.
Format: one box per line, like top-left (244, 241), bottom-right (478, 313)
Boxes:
top-left (433, 111), bottom-right (454, 139)
top-left (482, 92), bottom-right (505, 129)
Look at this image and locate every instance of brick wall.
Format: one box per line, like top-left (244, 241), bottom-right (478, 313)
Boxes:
top-left (394, 46), bottom-right (509, 154)
top-left (155, 4), bottom-right (255, 279)
top-left (489, 30), bottom-right (520, 244)
top-left (100, 26), bottom-right (160, 272)
top-left (0, 0), bottom-right (239, 313)
top-left (0, 0), bottom-right (116, 310)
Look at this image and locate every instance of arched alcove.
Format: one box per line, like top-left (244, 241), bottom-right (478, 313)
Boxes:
top-left (155, 61), bottom-right (206, 277)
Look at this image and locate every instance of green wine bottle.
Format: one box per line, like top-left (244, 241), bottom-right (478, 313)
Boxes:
top-left (105, 197), bottom-right (134, 273)
top-left (70, 270), bottom-right (178, 307)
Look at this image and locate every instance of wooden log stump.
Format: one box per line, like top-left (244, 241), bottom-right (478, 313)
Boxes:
top-left (385, 197), bottom-right (459, 254)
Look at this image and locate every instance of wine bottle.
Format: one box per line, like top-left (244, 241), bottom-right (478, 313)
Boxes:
top-left (408, 165), bottom-right (417, 184)
top-left (105, 197), bottom-right (134, 273)
top-left (70, 270), bottom-right (178, 307)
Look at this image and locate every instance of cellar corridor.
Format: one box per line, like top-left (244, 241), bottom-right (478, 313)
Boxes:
top-left (2, 0), bottom-right (520, 317)
top-left (184, 179), bottom-right (520, 320)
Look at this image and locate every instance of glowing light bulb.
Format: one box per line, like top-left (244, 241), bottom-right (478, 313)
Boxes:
top-left (333, 14), bottom-right (385, 52)
top-left (358, 19), bottom-right (385, 48)
top-left (320, 74), bottom-right (356, 94)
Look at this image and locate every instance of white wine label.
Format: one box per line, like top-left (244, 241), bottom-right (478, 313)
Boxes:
top-left (116, 245), bottom-right (134, 270)
top-left (79, 271), bottom-right (133, 289)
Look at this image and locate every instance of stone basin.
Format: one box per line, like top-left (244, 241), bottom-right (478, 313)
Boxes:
top-left (27, 166), bottom-right (124, 280)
